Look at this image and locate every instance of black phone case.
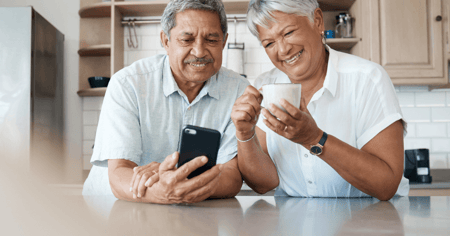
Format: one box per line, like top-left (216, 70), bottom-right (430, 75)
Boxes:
top-left (177, 125), bottom-right (221, 179)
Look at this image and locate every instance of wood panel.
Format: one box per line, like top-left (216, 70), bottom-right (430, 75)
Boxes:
top-left (371, 0), bottom-right (445, 83)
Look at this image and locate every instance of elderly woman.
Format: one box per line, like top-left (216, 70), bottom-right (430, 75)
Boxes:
top-left (231, 0), bottom-right (409, 200)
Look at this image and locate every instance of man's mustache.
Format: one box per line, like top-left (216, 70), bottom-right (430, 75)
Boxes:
top-left (184, 57), bottom-right (214, 64)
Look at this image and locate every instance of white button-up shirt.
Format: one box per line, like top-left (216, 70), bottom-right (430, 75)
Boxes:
top-left (83, 54), bottom-right (249, 195)
top-left (254, 47), bottom-right (409, 197)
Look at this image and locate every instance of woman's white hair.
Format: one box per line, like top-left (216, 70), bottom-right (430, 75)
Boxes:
top-left (247, 0), bottom-right (320, 40)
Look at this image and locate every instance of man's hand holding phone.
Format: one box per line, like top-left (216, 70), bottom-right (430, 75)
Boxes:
top-left (131, 152), bottom-right (222, 204)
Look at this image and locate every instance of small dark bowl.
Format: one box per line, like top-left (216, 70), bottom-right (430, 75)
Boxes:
top-left (88, 76), bottom-right (110, 88)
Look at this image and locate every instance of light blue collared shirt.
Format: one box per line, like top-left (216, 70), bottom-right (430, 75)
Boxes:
top-left (83, 54), bottom-right (249, 195)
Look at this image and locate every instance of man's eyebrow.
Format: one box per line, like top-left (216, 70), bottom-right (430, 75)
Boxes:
top-left (181, 31), bottom-right (193, 36)
top-left (208, 33), bottom-right (220, 37)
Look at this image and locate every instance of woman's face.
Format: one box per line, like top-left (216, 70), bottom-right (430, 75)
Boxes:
top-left (257, 10), bottom-right (325, 82)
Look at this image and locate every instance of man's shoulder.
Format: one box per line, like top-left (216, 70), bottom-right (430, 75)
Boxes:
top-left (218, 67), bottom-right (250, 85)
top-left (113, 54), bottom-right (167, 82)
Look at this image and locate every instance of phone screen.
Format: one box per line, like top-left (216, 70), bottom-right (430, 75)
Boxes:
top-left (177, 125), bottom-right (221, 179)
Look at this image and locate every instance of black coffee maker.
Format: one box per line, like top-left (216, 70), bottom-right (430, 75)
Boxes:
top-left (404, 149), bottom-right (432, 183)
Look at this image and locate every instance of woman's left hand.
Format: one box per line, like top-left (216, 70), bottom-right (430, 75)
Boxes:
top-left (261, 97), bottom-right (323, 148)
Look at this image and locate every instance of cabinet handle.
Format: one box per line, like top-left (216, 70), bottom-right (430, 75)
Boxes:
top-left (436, 15), bottom-right (442, 21)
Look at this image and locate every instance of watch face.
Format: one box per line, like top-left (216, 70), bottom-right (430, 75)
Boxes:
top-left (311, 146), bottom-right (322, 155)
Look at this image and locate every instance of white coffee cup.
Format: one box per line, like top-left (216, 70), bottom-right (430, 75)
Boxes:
top-left (261, 83), bottom-right (302, 113)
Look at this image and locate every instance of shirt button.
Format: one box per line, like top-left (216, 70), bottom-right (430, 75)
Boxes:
top-left (188, 107), bottom-right (191, 110)
top-left (308, 180), bottom-right (313, 184)
top-left (304, 154), bottom-right (308, 158)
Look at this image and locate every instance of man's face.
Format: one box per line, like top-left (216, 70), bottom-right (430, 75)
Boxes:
top-left (161, 9), bottom-right (227, 86)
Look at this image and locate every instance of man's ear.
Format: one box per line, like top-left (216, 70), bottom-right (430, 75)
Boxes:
top-left (222, 33), bottom-right (228, 49)
top-left (160, 30), bottom-right (170, 52)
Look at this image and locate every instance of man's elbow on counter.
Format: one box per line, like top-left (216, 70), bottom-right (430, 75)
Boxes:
top-left (250, 180), bottom-right (279, 195)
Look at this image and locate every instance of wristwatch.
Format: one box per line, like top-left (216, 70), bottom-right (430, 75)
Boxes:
top-left (310, 132), bottom-right (328, 156)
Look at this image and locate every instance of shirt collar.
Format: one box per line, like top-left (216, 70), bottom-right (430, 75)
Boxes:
top-left (162, 56), bottom-right (220, 100)
top-left (322, 45), bottom-right (338, 97)
top-left (162, 56), bottom-right (179, 97)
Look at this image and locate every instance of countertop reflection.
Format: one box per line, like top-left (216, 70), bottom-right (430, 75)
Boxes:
top-left (81, 195), bottom-right (450, 236)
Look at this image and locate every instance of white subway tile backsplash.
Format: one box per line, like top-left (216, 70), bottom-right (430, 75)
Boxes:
top-left (398, 86), bottom-right (429, 92)
top-left (416, 123), bottom-right (447, 137)
top-left (83, 125), bottom-right (97, 141)
top-left (447, 91), bottom-right (450, 106)
top-left (246, 48), bottom-right (271, 63)
top-left (261, 63), bottom-right (276, 74)
top-left (244, 64), bottom-right (261, 77)
top-left (448, 122), bottom-right (450, 137)
top-left (83, 111), bottom-right (99, 125)
top-left (128, 50), bottom-right (158, 65)
top-left (83, 140), bottom-right (95, 155)
top-left (83, 97), bottom-right (104, 111)
top-left (397, 93), bottom-right (414, 107)
top-left (83, 155), bottom-right (92, 170)
top-left (405, 123), bottom-right (415, 137)
top-left (431, 107), bottom-right (450, 122)
top-left (429, 153), bottom-right (448, 168)
top-left (431, 138), bottom-right (450, 152)
top-left (401, 107), bottom-right (431, 122)
top-left (415, 92), bottom-right (446, 107)
top-left (404, 138), bottom-right (431, 150)
top-left (141, 35), bottom-right (164, 50)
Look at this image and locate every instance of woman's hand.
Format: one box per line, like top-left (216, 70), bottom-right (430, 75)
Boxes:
top-left (262, 97), bottom-right (323, 148)
top-left (231, 85), bottom-right (263, 141)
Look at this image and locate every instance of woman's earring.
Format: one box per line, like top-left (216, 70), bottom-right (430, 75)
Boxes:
top-left (321, 31), bottom-right (326, 45)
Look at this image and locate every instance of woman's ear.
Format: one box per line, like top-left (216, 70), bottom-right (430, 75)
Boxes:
top-left (313, 8), bottom-right (325, 33)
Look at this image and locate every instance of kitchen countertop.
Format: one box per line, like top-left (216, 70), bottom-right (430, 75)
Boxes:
top-left (77, 196), bottom-right (450, 235)
top-left (410, 169), bottom-right (450, 189)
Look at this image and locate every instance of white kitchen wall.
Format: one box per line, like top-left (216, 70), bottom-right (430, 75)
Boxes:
top-left (82, 21), bottom-right (450, 170)
top-left (0, 0), bottom-right (83, 183)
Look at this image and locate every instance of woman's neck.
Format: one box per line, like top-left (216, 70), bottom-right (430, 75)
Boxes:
top-left (300, 48), bottom-right (329, 106)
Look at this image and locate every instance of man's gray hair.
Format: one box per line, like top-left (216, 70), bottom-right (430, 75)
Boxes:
top-left (161, 0), bottom-right (228, 41)
top-left (247, 0), bottom-right (319, 40)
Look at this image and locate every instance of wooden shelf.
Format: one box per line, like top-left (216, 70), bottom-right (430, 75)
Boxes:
top-left (326, 38), bottom-right (360, 51)
top-left (79, 2), bottom-right (112, 18)
top-left (78, 44), bottom-right (111, 57)
top-left (79, 0), bottom-right (357, 18)
top-left (77, 87), bottom-right (107, 97)
top-left (319, 0), bottom-right (356, 11)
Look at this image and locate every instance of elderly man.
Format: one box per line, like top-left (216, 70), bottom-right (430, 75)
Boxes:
top-left (82, 0), bottom-right (249, 204)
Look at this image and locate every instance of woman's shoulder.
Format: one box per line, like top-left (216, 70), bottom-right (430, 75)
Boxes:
top-left (331, 49), bottom-right (390, 86)
top-left (253, 68), bottom-right (289, 89)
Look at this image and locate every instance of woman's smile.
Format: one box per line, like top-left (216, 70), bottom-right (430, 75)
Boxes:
top-left (284, 49), bottom-right (304, 64)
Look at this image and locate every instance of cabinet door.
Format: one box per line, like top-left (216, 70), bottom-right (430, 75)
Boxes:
top-left (370, 0), bottom-right (445, 84)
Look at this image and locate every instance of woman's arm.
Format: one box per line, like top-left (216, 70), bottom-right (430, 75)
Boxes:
top-left (263, 98), bottom-right (404, 201)
top-left (231, 86), bottom-right (279, 194)
top-left (209, 157), bottom-right (244, 198)
top-left (320, 120), bottom-right (404, 201)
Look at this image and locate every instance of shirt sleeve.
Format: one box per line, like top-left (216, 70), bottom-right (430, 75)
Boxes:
top-left (215, 77), bottom-right (251, 164)
top-left (90, 75), bottom-right (143, 167)
top-left (355, 66), bottom-right (405, 149)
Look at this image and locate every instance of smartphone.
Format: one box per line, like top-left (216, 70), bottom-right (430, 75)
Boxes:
top-left (177, 125), bottom-right (221, 179)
